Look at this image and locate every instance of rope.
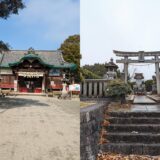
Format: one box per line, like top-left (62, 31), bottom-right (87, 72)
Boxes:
top-left (129, 63), bottom-right (154, 66)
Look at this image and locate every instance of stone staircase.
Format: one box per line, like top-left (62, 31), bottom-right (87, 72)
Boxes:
top-left (101, 111), bottom-right (160, 156)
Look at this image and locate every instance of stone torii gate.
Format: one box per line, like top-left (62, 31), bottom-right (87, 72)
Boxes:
top-left (113, 50), bottom-right (160, 94)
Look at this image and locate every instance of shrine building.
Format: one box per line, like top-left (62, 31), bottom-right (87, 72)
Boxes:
top-left (0, 48), bottom-right (76, 93)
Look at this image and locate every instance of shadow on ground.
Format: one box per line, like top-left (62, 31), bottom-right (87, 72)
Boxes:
top-left (0, 97), bottom-right (49, 109)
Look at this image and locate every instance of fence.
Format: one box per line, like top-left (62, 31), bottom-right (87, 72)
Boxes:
top-left (80, 79), bottom-right (108, 98)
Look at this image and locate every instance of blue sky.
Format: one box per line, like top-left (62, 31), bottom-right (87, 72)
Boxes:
top-left (0, 0), bottom-right (80, 50)
top-left (81, 0), bottom-right (160, 79)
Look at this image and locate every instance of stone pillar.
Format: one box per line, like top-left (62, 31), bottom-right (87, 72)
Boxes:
top-left (155, 56), bottom-right (160, 94)
top-left (93, 82), bottom-right (97, 97)
top-left (83, 82), bottom-right (87, 97)
top-left (88, 82), bottom-right (92, 97)
top-left (62, 83), bottom-right (67, 94)
top-left (99, 82), bottom-right (103, 97)
top-left (124, 56), bottom-right (128, 83)
top-left (103, 81), bottom-right (107, 95)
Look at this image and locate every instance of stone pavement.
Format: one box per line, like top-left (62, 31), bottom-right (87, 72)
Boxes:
top-left (0, 96), bottom-right (80, 160)
top-left (133, 95), bottom-right (156, 104)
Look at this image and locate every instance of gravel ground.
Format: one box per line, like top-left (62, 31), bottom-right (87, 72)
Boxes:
top-left (0, 96), bottom-right (80, 160)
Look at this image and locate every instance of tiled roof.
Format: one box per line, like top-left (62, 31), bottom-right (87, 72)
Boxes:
top-left (134, 73), bottom-right (144, 79)
top-left (105, 58), bottom-right (118, 68)
top-left (0, 50), bottom-right (76, 70)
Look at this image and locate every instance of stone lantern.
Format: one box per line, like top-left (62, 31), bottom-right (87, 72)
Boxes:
top-left (103, 58), bottom-right (118, 80)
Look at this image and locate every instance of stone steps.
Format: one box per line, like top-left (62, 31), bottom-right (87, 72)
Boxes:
top-left (109, 111), bottom-right (160, 118)
top-left (101, 143), bottom-right (160, 155)
top-left (102, 111), bottom-right (160, 155)
top-left (107, 124), bottom-right (160, 133)
top-left (107, 132), bottom-right (160, 143)
top-left (109, 117), bottom-right (160, 124)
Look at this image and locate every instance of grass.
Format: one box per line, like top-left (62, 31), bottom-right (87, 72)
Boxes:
top-left (80, 101), bottom-right (96, 108)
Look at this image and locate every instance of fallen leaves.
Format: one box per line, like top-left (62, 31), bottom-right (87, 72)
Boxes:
top-left (97, 153), bottom-right (160, 160)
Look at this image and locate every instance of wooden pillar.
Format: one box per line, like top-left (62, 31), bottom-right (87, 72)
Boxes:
top-left (42, 74), bottom-right (45, 93)
top-left (155, 56), bottom-right (160, 94)
top-left (124, 56), bottom-right (128, 83)
top-left (15, 73), bottom-right (18, 92)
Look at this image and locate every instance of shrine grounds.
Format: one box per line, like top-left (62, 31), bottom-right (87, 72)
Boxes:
top-left (0, 96), bottom-right (80, 160)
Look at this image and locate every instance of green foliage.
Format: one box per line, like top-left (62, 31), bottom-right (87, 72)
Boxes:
top-left (59, 35), bottom-right (81, 82)
top-left (82, 63), bottom-right (106, 78)
top-left (105, 79), bottom-right (132, 97)
top-left (0, 0), bottom-right (25, 19)
top-left (0, 41), bottom-right (10, 51)
top-left (81, 68), bottom-right (101, 80)
top-left (128, 81), bottom-right (136, 90)
top-left (145, 79), bottom-right (153, 92)
top-left (116, 69), bottom-right (121, 79)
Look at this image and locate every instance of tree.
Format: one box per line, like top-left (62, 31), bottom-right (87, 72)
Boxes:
top-left (105, 79), bottom-right (132, 104)
top-left (145, 79), bottom-right (153, 92)
top-left (59, 35), bottom-right (81, 82)
top-left (81, 68), bottom-right (101, 80)
top-left (0, 41), bottom-right (10, 51)
top-left (82, 63), bottom-right (106, 78)
top-left (0, 0), bottom-right (25, 19)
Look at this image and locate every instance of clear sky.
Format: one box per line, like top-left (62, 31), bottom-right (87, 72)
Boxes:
top-left (81, 0), bottom-right (160, 80)
top-left (0, 0), bottom-right (79, 50)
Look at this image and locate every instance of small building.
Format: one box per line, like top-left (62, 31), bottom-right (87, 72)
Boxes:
top-left (0, 48), bottom-right (76, 93)
top-left (103, 58), bottom-right (118, 80)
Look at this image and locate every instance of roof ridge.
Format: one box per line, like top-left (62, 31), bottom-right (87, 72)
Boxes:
top-left (8, 50), bottom-right (60, 52)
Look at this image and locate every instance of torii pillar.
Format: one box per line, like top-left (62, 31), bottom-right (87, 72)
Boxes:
top-left (155, 56), bottom-right (160, 94)
top-left (124, 56), bottom-right (128, 83)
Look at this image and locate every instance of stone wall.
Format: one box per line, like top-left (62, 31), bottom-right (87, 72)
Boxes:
top-left (80, 102), bottom-right (109, 160)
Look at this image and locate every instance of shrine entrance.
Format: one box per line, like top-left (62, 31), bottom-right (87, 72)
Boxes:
top-left (18, 76), bottom-right (43, 93)
top-left (114, 50), bottom-right (160, 94)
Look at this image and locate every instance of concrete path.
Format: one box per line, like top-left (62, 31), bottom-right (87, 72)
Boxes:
top-left (0, 96), bottom-right (80, 160)
top-left (133, 95), bottom-right (156, 104)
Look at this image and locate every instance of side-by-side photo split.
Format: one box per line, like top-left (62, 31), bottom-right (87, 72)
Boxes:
top-left (1, 0), bottom-right (160, 160)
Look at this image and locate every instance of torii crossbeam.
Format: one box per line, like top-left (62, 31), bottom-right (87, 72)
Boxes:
top-left (113, 50), bottom-right (160, 94)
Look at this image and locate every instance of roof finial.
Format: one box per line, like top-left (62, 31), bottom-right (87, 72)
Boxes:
top-left (110, 57), bottom-right (113, 62)
top-left (28, 47), bottom-right (35, 54)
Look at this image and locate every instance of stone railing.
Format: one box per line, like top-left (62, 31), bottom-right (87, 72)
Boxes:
top-left (80, 102), bottom-right (110, 160)
top-left (80, 79), bottom-right (108, 98)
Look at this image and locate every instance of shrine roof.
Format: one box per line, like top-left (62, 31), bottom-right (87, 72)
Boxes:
top-left (134, 73), bottom-right (144, 79)
top-left (0, 50), bottom-right (76, 70)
